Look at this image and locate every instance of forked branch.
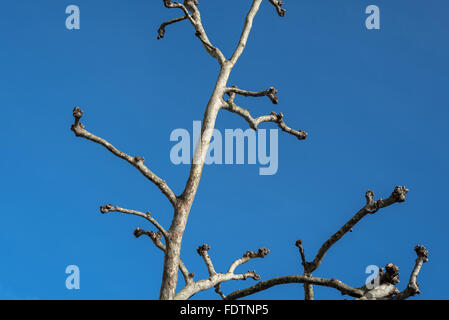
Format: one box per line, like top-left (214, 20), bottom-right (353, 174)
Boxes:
top-left (174, 246), bottom-right (269, 300)
top-left (158, 0), bottom-right (226, 65)
top-left (222, 99), bottom-right (307, 140)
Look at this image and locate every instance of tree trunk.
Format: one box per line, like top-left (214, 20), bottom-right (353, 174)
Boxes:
top-left (159, 63), bottom-right (232, 300)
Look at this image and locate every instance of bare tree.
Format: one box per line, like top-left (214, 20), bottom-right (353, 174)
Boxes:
top-left (70, 0), bottom-right (428, 300)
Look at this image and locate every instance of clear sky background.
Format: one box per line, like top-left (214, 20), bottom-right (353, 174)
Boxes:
top-left (0, 0), bottom-right (448, 300)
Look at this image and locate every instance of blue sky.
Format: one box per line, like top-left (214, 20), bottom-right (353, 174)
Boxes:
top-left (0, 0), bottom-right (448, 300)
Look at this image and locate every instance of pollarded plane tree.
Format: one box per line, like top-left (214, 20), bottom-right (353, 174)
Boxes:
top-left (70, 0), bottom-right (428, 300)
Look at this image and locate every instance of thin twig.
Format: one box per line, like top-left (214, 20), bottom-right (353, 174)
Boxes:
top-left (222, 100), bottom-right (307, 140)
top-left (225, 85), bottom-right (279, 104)
top-left (157, 15), bottom-right (187, 39)
top-left (197, 244), bottom-right (217, 276)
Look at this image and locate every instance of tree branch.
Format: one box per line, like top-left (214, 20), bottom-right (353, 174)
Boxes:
top-left (295, 240), bottom-right (307, 267)
top-left (222, 100), bottom-right (307, 140)
top-left (393, 245), bottom-right (429, 300)
top-left (295, 240), bottom-right (314, 300)
top-left (99, 205), bottom-right (168, 238)
top-left (268, 0), bottom-right (286, 17)
top-left (228, 248), bottom-right (270, 274)
top-left (159, 0), bottom-right (226, 65)
top-left (162, 0), bottom-right (196, 24)
top-left (230, 0), bottom-right (263, 65)
top-left (134, 227), bottom-right (194, 285)
top-left (163, 0), bottom-right (184, 9)
top-left (356, 246), bottom-right (428, 300)
top-left (224, 275), bottom-right (364, 300)
top-left (224, 245), bottom-right (428, 300)
top-left (157, 15), bottom-right (187, 39)
top-left (197, 244), bottom-right (216, 276)
top-left (70, 107), bottom-right (178, 207)
top-left (225, 85), bottom-right (279, 104)
top-left (173, 246), bottom-right (269, 300)
top-left (244, 187), bottom-right (409, 300)
top-left (214, 283), bottom-right (227, 300)
top-left (309, 186), bottom-right (409, 272)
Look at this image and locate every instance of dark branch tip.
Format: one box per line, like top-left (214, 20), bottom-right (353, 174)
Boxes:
top-left (365, 190), bottom-right (375, 202)
top-left (414, 245), bottom-right (429, 262)
top-left (100, 204), bottom-right (114, 214)
top-left (244, 270), bottom-right (261, 281)
top-left (157, 28), bottom-right (165, 39)
top-left (133, 227), bottom-right (144, 238)
top-left (134, 228), bottom-right (160, 240)
top-left (258, 247), bottom-right (270, 257)
top-left (243, 248), bottom-right (270, 258)
top-left (269, 0), bottom-right (286, 17)
top-left (267, 87), bottom-right (279, 104)
top-left (392, 186), bottom-right (409, 202)
top-left (72, 106), bottom-right (83, 120)
top-left (381, 263), bottom-right (400, 285)
top-left (197, 244), bottom-right (211, 255)
top-left (298, 130), bottom-right (308, 140)
top-left (163, 0), bottom-right (182, 8)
